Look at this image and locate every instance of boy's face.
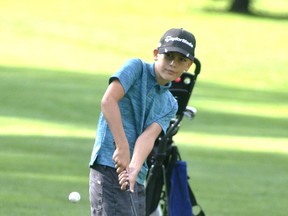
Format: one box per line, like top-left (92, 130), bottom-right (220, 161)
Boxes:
top-left (153, 49), bottom-right (193, 85)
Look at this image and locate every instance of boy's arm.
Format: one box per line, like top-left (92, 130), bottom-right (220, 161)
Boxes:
top-left (119, 122), bottom-right (162, 192)
top-left (101, 79), bottom-right (130, 172)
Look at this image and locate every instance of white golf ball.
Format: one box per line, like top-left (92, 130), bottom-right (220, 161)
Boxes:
top-left (68, 191), bottom-right (81, 203)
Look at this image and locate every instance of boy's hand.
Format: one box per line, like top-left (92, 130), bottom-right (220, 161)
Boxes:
top-left (118, 167), bottom-right (138, 192)
top-left (118, 170), bottom-right (129, 190)
top-left (112, 146), bottom-right (130, 173)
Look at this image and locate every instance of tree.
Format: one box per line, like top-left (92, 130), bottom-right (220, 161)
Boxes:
top-left (230, 0), bottom-right (251, 13)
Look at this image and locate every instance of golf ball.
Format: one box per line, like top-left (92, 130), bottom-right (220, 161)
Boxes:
top-left (68, 191), bottom-right (81, 203)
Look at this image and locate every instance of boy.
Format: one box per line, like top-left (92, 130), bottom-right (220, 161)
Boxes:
top-left (89, 28), bottom-right (196, 216)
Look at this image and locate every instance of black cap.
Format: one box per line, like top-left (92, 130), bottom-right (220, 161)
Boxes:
top-left (158, 28), bottom-right (196, 61)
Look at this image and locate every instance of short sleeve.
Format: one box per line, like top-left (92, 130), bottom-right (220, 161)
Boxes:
top-left (155, 100), bottom-right (178, 134)
top-left (109, 58), bottom-right (143, 93)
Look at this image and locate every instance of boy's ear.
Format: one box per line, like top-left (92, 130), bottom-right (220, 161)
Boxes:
top-left (153, 49), bottom-right (159, 61)
top-left (186, 61), bottom-right (193, 71)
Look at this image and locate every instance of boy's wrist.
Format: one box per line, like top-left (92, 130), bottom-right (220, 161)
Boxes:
top-left (113, 141), bottom-right (129, 149)
top-left (129, 160), bottom-right (142, 173)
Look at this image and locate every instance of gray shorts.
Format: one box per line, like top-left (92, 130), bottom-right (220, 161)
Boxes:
top-left (89, 165), bottom-right (146, 216)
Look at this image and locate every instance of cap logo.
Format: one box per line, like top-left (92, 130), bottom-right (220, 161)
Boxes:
top-left (164, 36), bottom-right (194, 48)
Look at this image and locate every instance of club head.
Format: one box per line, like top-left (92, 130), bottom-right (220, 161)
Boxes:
top-left (184, 106), bottom-right (197, 119)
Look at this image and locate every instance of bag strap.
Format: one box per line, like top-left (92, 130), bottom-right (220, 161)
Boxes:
top-left (188, 184), bottom-right (205, 216)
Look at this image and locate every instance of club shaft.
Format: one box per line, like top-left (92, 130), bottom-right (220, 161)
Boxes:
top-left (128, 191), bottom-right (138, 216)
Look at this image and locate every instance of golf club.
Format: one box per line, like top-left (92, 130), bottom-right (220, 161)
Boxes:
top-left (127, 185), bottom-right (138, 216)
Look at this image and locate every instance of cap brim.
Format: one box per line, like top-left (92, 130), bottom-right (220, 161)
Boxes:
top-left (158, 47), bottom-right (194, 61)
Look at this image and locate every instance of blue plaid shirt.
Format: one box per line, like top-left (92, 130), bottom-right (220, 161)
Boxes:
top-left (89, 58), bottom-right (178, 184)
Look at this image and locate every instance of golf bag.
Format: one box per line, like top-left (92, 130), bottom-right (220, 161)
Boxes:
top-left (145, 58), bottom-right (205, 216)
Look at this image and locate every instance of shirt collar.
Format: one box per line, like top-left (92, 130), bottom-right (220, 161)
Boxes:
top-left (151, 63), bottom-right (172, 92)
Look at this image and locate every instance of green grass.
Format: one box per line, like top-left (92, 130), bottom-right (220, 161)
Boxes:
top-left (0, 0), bottom-right (288, 215)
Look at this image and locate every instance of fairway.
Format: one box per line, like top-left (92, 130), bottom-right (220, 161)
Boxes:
top-left (0, 0), bottom-right (287, 215)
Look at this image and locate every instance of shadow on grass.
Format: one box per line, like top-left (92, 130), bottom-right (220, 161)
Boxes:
top-left (0, 136), bottom-right (91, 216)
top-left (178, 144), bottom-right (288, 215)
top-left (0, 65), bottom-right (108, 127)
top-left (0, 65), bottom-right (287, 140)
top-left (197, 81), bottom-right (288, 104)
top-left (183, 110), bottom-right (287, 138)
top-left (0, 135), bottom-right (93, 176)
